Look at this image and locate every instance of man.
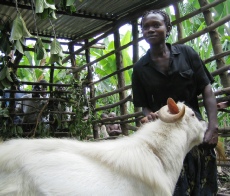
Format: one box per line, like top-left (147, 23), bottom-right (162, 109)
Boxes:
top-left (15, 80), bottom-right (48, 127)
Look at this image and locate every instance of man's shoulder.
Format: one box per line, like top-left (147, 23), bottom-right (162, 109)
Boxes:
top-left (172, 44), bottom-right (193, 53)
top-left (21, 94), bottom-right (32, 98)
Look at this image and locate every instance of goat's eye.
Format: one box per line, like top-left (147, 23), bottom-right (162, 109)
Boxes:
top-left (192, 113), bottom-right (195, 117)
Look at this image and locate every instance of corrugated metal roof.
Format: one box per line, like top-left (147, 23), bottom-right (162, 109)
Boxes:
top-left (0, 0), bottom-right (181, 41)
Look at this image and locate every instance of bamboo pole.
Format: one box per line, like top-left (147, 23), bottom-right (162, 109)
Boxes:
top-left (132, 19), bottom-right (142, 127)
top-left (173, 2), bottom-right (183, 40)
top-left (94, 95), bottom-right (132, 112)
top-left (198, 0), bottom-right (230, 88)
top-left (114, 29), bottom-right (128, 135)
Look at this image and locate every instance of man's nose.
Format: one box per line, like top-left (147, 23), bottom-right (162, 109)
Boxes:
top-left (148, 26), bottom-right (156, 31)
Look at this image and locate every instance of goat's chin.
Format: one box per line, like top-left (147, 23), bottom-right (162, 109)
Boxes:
top-left (188, 141), bottom-right (200, 152)
top-left (200, 120), bottom-right (208, 131)
top-left (187, 120), bottom-right (206, 150)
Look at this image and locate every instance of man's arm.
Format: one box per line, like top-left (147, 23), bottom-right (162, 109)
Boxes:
top-left (202, 84), bottom-right (218, 146)
top-left (15, 101), bottom-right (22, 113)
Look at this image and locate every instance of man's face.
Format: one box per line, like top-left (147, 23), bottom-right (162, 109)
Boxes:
top-left (33, 85), bottom-right (47, 98)
top-left (55, 86), bottom-right (65, 91)
top-left (142, 13), bottom-right (168, 45)
top-left (40, 86), bottom-right (47, 97)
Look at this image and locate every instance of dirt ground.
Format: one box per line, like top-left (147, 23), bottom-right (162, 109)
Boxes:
top-left (217, 140), bottom-right (230, 195)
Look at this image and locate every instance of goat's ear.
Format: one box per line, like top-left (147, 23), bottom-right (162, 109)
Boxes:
top-left (167, 98), bottom-right (179, 114)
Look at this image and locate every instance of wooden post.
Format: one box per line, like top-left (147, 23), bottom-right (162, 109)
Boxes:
top-left (84, 39), bottom-right (97, 139)
top-left (68, 43), bottom-right (79, 80)
top-left (114, 29), bottom-right (128, 135)
top-left (199, 0), bottom-right (230, 88)
top-left (172, 3), bottom-right (183, 40)
top-left (132, 20), bottom-right (141, 127)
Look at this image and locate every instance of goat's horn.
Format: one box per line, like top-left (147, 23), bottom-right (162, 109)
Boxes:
top-left (158, 98), bottom-right (185, 123)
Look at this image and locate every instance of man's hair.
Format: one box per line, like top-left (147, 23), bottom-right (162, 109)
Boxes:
top-left (33, 79), bottom-right (48, 90)
top-left (101, 113), bottom-right (108, 118)
top-left (140, 10), bottom-right (172, 37)
top-left (39, 79), bottom-right (48, 87)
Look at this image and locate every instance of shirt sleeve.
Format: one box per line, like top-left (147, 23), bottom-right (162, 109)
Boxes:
top-left (186, 46), bottom-right (214, 95)
top-left (15, 100), bottom-right (22, 112)
top-left (132, 67), bottom-right (148, 107)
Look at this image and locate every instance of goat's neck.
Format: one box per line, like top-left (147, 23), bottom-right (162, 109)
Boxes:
top-left (82, 127), bottom-right (189, 194)
top-left (78, 123), bottom-right (190, 195)
top-left (130, 125), bottom-right (190, 193)
top-left (148, 129), bottom-right (189, 186)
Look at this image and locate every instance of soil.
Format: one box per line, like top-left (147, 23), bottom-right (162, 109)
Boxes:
top-left (217, 140), bottom-right (230, 195)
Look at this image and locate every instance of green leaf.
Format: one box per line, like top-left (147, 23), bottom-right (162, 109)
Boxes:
top-left (0, 66), bottom-right (7, 80)
top-left (121, 30), bottom-right (131, 46)
top-left (36, 0), bottom-right (56, 13)
top-left (40, 48), bottom-right (47, 60)
top-left (3, 109), bottom-right (9, 117)
top-left (35, 69), bottom-right (44, 79)
top-left (15, 40), bottom-right (24, 54)
top-left (50, 38), bottom-right (63, 54)
top-left (9, 15), bottom-right (23, 41)
top-left (44, 0), bottom-right (56, 10)
top-left (19, 38), bottom-right (27, 47)
top-left (9, 14), bottom-right (31, 43)
top-left (49, 39), bottom-right (64, 65)
top-left (70, 5), bottom-right (77, 13)
top-left (5, 68), bottom-right (13, 82)
top-left (51, 10), bottom-right (57, 19)
top-left (36, 0), bottom-right (56, 19)
top-left (0, 81), bottom-right (4, 90)
top-left (16, 126), bottom-right (23, 135)
top-left (20, 15), bottom-right (32, 38)
top-left (1, 78), bottom-right (11, 88)
top-left (66, 0), bottom-right (76, 6)
top-left (37, 10), bottom-right (49, 19)
top-left (49, 54), bottom-right (60, 64)
top-left (56, 56), bottom-right (63, 65)
top-left (0, 34), bottom-right (11, 54)
top-left (35, 0), bottom-right (44, 13)
top-left (24, 51), bottom-right (34, 65)
top-left (58, 50), bottom-right (65, 58)
top-left (35, 38), bottom-right (47, 60)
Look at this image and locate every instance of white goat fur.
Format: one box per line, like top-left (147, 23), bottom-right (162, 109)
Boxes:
top-left (0, 102), bottom-right (206, 196)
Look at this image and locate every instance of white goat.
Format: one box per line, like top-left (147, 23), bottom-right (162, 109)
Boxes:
top-left (0, 98), bottom-right (206, 196)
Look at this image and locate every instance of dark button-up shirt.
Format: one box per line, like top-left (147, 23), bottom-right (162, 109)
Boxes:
top-left (132, 43), bottom-right (214, 120)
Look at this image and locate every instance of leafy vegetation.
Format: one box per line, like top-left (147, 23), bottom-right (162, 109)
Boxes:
top-left (0, 0), bottom-right (230, 140)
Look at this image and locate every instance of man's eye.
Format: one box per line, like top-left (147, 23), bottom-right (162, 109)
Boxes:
top-left (142, 24), bottom-right (160, 30)
top-left (142, 26), bottom-right (149, 30)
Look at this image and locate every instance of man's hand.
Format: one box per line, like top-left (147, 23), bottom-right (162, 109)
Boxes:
top-left (140, 112), bottom-right (158, 124)
top-left (203, 128), bottom-right (219, 148)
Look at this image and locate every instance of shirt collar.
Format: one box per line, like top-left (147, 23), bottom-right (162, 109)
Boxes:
top-left (143, 43), bottom-right (181, 66)
top-left (170, 43), bottom-right (181, 55)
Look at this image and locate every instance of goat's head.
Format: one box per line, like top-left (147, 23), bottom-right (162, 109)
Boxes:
top-left (158, 98), bottom-right (185, 123)
top-left (158, 98), bottom-right (206, 150)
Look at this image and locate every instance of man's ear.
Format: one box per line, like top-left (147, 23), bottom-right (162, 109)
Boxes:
top-left (166, 26), bottom-right (172, 38)
top-left (167, 26), bottom-right (172, 34)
